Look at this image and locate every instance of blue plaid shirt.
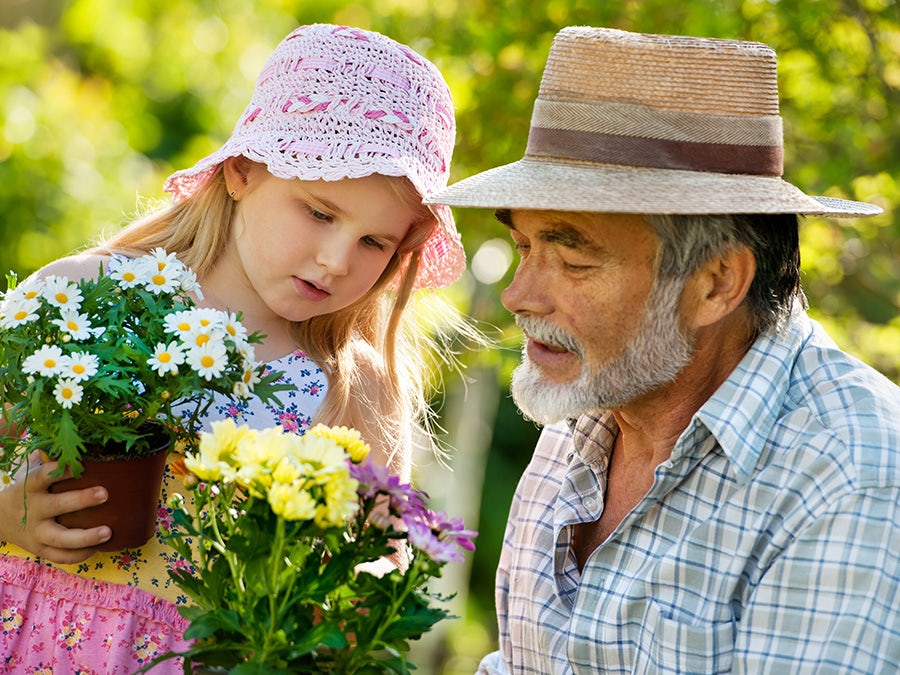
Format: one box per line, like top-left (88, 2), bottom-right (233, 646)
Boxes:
top-left (479, 310), bottom-right (900, 674)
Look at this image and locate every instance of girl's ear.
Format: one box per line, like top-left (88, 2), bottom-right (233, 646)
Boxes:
top-left (222, 156), bottom-right (253, 200)
top-left (683, 245), bottom-right (756, 330)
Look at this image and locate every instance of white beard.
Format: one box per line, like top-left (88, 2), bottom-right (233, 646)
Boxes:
top-left (510, 277), bottom-right (695, 425)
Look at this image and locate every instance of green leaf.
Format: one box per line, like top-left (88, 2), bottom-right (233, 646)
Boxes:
top-left (182, 608), bottom-right (243, 639)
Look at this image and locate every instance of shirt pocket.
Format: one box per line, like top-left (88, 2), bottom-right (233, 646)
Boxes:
top-left (633, 599), bottom-right (734, 674)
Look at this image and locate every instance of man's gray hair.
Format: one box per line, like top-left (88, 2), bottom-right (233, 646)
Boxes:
top-left (645, 213), bottom-right (806, 337)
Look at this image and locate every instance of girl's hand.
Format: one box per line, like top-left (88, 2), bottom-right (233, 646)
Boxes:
top-left (0, 451), bottom-right (112, 563)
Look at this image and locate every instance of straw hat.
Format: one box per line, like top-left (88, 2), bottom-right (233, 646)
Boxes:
top-left (426, 26), bottom-right (881, 217)
top-left (165, 24), bottom-right (464, 289)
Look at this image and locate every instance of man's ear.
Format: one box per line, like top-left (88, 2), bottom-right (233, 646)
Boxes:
top-left (222, 156), bottom-right (253, 200)
top-left (685, 246), bottom-right (756, 329)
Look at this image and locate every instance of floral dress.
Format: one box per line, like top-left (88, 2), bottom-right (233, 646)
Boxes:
top-left (0, 350), bottom-right (326, 674)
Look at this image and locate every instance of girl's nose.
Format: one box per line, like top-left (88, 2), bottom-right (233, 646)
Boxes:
top-left (315, 237), bottom-right (352, 277)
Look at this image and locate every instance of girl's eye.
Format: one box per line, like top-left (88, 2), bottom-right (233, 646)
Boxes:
top-left (361, 235), bottom-right (386, 251)
top-left (307, 205), bottom-right (333, 222)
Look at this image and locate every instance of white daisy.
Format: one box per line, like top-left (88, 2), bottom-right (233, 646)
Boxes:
top-left (238, 343), bottom-right (258, 362)
top-left (108, 257), bottom-right (147, 288)
top-left (0, 296), bottom-right (41, 328)
top-left (142, 263), bottom-right (182, 295)
top-left (178, 266), bottom-right (204, 300)
top-left (186, 341), bottom-right (229, 381)
top-left (190, 308), bottom-right (225, 330)
top-left (232, 362), bottom-right (261, 398)
top-left (163, 310), bottom-right (197, 336)
top-left (4, 277), bottom-right (45, 303)
top-left (59, 352), bottom-right (99, 382)
top-left (53, 379), bottom-right (84, 409)
top-left (22, 345), bottom-right (66, 376)
top-left (145, 247), bottom-right (182, 274)
top-left (41, 277), bottom-right (83, 310)
top-left (51, 309), bottom-right (94, 341)
top-left (148, 341), bottom-right (186, 376)
top-left (221, 312), bottom-right (249, 345)
top-left (241, 360), bottom-right (262, 389)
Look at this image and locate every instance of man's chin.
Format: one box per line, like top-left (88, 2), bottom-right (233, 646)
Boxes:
top-left (510, 363), bottom-right (592, 426)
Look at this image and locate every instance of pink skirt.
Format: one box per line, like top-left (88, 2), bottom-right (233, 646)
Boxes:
top-left (0, 554), bottom-right (190, 673)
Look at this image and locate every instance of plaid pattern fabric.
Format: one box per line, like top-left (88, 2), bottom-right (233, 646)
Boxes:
top-left (479, 310), bottom-right (900, 674)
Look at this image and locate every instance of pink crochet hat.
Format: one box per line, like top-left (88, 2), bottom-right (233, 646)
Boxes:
top-left (164, 24), bottom-right (464, 289)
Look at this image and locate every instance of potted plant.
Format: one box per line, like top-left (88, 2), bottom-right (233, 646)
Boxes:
top-left (0, 248), bottom-right (289, 550)
top-left (149, 420), bottom-right (477, 673)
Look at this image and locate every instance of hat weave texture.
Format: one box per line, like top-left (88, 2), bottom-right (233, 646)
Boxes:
top-left (165, 24), bottom-right (464, 289)
top-left (427, 27), bottom-right (881, 217)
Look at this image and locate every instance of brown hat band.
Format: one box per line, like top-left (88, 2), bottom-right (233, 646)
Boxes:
top-left (525, 99), bottom-right (784, 176)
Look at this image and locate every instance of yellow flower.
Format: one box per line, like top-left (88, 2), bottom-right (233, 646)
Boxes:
top-left (268, 483), bottom-right (317, 521)
top-left (186, 419), bottom-right (255, 481)
top-left (314, 467), bottom-right (360, 528)
top-left (233, 426), bottom-right (295, 491)
top-left (296, 433), bottom-right (349, 470)
top-left (306, 424), bottom-right (371, 463)
top-left (271, 456), bottom-right (302, 486)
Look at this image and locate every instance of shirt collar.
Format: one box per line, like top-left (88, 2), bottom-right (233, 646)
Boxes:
top-left (692, 308), bottom-right (812, 484)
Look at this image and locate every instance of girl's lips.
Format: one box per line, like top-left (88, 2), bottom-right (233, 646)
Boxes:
top-left (293, 277), bottom-right (330, 302)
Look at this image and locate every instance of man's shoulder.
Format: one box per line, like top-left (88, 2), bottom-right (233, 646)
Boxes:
top-left (703, 311), bottom-right (899, 487)
top-left (787, 319), bottom-right (900, 428)
top-left (779, 319), bottom-right (900, 485)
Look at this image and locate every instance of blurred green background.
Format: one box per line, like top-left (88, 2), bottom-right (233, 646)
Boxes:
top-left (2, 0), bottom-right (898, 671)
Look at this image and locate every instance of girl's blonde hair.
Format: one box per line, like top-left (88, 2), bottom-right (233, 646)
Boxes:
top-left (97, 165), bottom-right (444, 477)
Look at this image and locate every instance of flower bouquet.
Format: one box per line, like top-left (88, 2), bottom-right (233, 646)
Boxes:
top-left (0, 249), bottom-right (289, 547)
top-left (151, 420), bottom-right (477, 674)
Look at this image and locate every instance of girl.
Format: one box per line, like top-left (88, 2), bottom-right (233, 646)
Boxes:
top-left (0, 23), bottom-right (464, 672)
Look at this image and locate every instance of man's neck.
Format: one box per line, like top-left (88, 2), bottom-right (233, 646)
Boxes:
top-left (611, 312), bottom-right (755, 466)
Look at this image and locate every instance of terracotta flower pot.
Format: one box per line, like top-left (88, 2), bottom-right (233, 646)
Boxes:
top-left (49, 425), bottom-right (171, 551)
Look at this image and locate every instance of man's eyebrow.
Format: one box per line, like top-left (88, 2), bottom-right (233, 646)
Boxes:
top-left (538, 225), bottom-right (588, 248)
top-left (496, 210), bottom-right (604, 253)
top-left (538, 217), bottom-right (605, 254)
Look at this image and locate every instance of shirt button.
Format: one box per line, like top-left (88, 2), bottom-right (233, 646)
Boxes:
top-left (583, 497), bottom-right (597, 511)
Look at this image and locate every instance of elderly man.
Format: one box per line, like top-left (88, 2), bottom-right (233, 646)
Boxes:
top-left (427, 27), bottom-right (900, 674)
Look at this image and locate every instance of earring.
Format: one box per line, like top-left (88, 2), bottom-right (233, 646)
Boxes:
top-left (229, 189), bottom-right (237, 199)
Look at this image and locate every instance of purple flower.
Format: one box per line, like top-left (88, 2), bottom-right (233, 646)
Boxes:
top-left (402, 508), bottom-right (478, 563)
top-left (406, 519), bottom-right (464, 563)
top-left (350, 459), bottom-right (427, 517)
top-left (432, 512), bottom-right (478, 552)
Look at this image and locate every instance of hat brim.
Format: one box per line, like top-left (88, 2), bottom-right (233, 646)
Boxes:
top-left (426, 158), bottom-right (882, 218)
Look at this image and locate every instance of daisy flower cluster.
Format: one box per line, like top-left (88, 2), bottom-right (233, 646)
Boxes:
top-left (0, 249), bottom-right (288, 483)
top-left (159, 420), bottom-right (477, 673)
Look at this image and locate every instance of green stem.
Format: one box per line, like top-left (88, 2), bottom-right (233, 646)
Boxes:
top-left (206, 484), bottom-right (243, 593)
top-left (257, 514), bottom-right (287, 663)
top-left (340, 546), bottom-right (420, 672)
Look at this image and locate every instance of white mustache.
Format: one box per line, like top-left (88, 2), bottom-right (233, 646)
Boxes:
top-left (514, 315), bottom-right (585, 361)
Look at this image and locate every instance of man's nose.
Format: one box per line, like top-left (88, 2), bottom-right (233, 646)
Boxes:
top-left (501, 259), bottom-right (553, 316)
